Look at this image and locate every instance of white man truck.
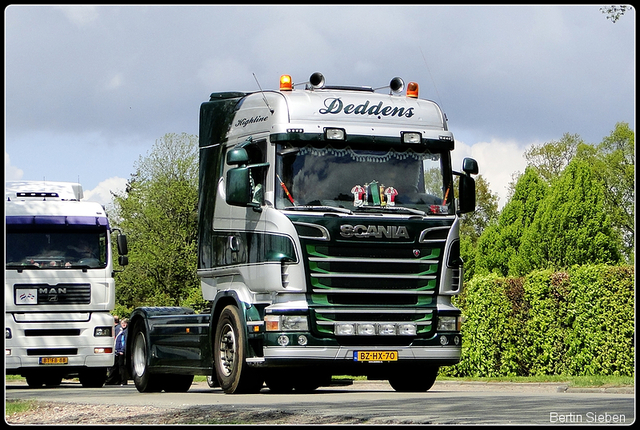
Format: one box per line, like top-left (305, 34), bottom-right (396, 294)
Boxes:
top-left (127, 73), bottom-right (478, 394)
top-left (5, 181), bottom-right (128, 387)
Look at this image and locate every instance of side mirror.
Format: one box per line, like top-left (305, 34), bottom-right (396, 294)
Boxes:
top-left (458, 175), bottom-right (476, 214)
top-left (462, 157), bottom-right (478, 175)
top-left (117, 234), bottom-right (128, 256)
top-left (457, 157), bottom-right (478, 214)
top-left (227, 147), bottom-right (249, 166)
top-left (226, 167), bottom-right (257, 208)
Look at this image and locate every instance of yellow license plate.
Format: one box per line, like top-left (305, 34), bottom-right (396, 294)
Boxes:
top-left (354, 351), bottom-right (398, 362)
top-left (39, 357), bottom-right (68, 365)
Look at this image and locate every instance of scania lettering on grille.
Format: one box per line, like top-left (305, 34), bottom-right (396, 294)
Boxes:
top-left (339, 224), bottom-right (409, 239)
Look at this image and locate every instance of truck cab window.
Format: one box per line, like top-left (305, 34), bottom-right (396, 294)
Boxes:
top-left (275, 143), bottom-right (452, 214)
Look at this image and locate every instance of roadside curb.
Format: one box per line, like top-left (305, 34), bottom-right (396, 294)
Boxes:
top-left (349, 379), bottom-right (634, 394)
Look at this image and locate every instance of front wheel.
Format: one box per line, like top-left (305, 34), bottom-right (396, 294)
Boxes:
top-left (214, 305), bottom-right (263, 394)
top-left (388, 366), bottom-right (439, 392)
top-left (131, 321), bottom-right (162, 392)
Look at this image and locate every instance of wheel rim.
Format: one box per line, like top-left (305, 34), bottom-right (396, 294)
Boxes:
top-left (218, 323), bottom-right (237, 377)
top-left (133, 332), bottom-right (147, 377)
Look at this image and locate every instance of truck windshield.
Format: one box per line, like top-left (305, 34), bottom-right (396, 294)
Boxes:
top-left (5, 227), bottom-right (108, 269)
top-left (275, 143), bottom-right (453, 215)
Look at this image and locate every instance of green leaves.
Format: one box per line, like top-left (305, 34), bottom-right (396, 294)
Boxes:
top-left (443, 265), bottom-right (634, 377)
top-left (110, 133), bottom-right (205, 312)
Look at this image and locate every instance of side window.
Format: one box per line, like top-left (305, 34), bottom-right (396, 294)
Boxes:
top-left (246, 139), bottom-right (268, 204)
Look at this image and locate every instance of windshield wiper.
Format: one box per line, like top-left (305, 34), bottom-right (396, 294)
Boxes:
top-left (354, 206), bottom-right (426, 216)
top-left (284, 205), bottom-right (353, 215)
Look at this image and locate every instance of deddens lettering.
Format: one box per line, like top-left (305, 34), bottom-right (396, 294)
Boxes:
top-left (319, 97), bottom-right (415, 118)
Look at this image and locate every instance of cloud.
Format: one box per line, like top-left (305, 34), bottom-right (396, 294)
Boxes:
top-left (454, 139), bottom-right (532, 209)
top-left (4, 152), bottom-right (24, 181)
top-left (83, 176), bottom-right (128, 207)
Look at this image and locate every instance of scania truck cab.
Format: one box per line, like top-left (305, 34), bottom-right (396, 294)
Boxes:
top-left (5, 181), bottom-right (128, 387)
top-left (127, 73), bottom-right (478, 393)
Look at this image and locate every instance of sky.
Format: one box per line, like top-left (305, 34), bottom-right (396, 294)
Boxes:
top-left (4, 5), bottom-right (635, 209)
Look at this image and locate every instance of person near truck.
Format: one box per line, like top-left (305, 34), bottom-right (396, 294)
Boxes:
top-left (115, 319), bottom-right (128, 385)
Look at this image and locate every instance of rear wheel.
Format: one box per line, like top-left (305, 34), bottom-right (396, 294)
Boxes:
top-left (131, 321), bottom-right (162, 392)
top-left (214, 305), bottom-right (263, 394)
top-left (388, 366), bottom-right (439, 392)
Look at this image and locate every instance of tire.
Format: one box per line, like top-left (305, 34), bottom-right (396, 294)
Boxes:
top-left (163, 374), bottom-right (194, 392)
top-left (25, 375), bottom-right (44, 388)
top-left (79, 368), bottom-right (107, 388)
top-left (207, 374), bottom-right (219, 388)
top-left (388, 366), bottom-right (439, 392)
top-left (131, 321), bottom-right (162, 392)
top-left (214, 305), bottom-right (264, 394)
top-left (26, 373), bottom-right (61, 388)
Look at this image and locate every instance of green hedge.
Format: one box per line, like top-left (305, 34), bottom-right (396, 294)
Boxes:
top-left (443, 265), bottom-right (634, 377)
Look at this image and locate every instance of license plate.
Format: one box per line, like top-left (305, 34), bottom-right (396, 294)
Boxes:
top-left (39, 357), bottom-right (68, 365)
top-left (353, 351), bottom-right (398, 362)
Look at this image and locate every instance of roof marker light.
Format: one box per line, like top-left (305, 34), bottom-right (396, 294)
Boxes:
top-left (280, 75), bottom-right (293, 91)
top-left (407, 82), bottom-right (419, 98)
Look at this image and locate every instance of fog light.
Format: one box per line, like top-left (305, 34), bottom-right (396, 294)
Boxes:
top-left (277, 335), bottom-right (290, 346)
top-left (378, 323), bottom-right (396, 336)
top-left (440, 335), bottom-right (449, 345)
top-left (94, 347), bottom-right (113, 354)
top-left (454, 335), bottom-right (460, 346)
top-left (357, 323), bottom-right (376, 336)
top-left (335, 323), bottom-right (355, 336)
top-left (297, 335), bottom-right (308, 346)
top-left (397, 323), bottom-right (417, 336)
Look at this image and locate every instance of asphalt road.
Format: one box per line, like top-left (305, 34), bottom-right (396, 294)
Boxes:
top-left (6, 379), bottom-right (635, 425)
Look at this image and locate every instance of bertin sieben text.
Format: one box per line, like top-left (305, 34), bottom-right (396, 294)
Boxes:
top-left (549, 411), bottom-right (626, 424)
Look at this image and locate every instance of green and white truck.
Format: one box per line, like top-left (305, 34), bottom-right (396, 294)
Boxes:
top-left (127, 73), bottom-right (478, 393)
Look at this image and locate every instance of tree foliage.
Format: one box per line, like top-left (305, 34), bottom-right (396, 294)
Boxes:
top-left (475, 167), bottom-right (547, 277)
top-left (111, 133), bottom-right (204, 314)
top-left (523, 132), bottom-right (581, 184)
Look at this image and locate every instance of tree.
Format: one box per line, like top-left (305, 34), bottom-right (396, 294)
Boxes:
top-left (514, 153), bottom-right (621, 275)
top-left (111, 133), bottom-right (204, 312)
top-left (594, 122), bottom-right (635, 262)
top-left (523, 133), bottom-right (581, 184)
top-left (600, 5), bottom-right (629, 23)
top-left (475, 168), bottom-right (547, 277)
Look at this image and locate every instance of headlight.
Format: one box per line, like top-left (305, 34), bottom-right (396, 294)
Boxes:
top-left (437, 316), bottom-right (460, 332)
top-left (94, 327), bottom-right (112, 337)
top-left (265, 315), bottom-right (309, 332)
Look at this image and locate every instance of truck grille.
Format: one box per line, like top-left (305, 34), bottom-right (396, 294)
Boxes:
top-left (305, 243), bottom-right (442, 340)
top-left (14, 283), bottom-right (91, 305)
